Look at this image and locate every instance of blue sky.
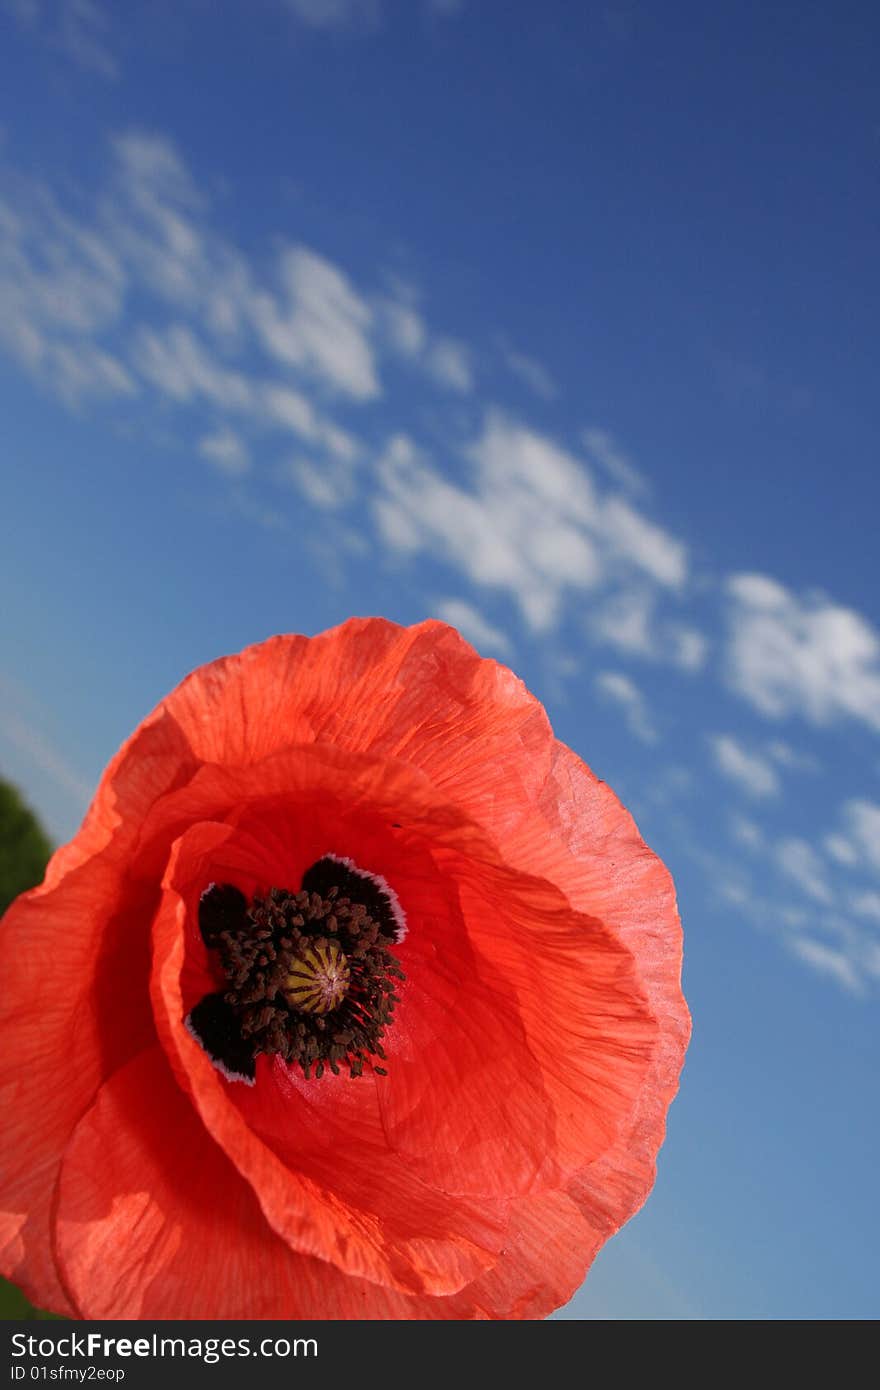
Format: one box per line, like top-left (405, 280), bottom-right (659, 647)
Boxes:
top-left (1, 0), bottom-right (878, 1319)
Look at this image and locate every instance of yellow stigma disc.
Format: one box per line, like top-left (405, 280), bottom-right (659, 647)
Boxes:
top-left (284, 942), bottom-right (350, 1015)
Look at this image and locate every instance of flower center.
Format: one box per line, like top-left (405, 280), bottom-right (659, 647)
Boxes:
top-left (187, 855), bottom-right (405, 1084)
top-left (285, 942), bottom-right (350, 1014)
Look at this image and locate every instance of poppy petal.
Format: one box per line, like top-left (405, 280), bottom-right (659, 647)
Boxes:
top-left (151, 819), bottom-right (512, 1298)
top-left (54, 1046), bottom-right (592, 1320)
top-left (54, 1046), bottom-right (410, 1319)
top-left (3, 617), bottom-right (688, 1319)
top-left (0, 850), bottom-right (156, 1314)
top-left (143, 742), bottom-right (657, 1194)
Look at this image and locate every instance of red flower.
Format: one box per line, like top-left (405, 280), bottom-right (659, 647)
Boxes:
top-left (0, 619), bottom-right (689, 1319)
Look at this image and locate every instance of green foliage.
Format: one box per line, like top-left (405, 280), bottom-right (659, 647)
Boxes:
top-left (0, 1276), bottom-right (62, 1319)
top-left (0, 778), bottom-right (59, 1319)
top-left (0, 777), bottom-right (53, 917)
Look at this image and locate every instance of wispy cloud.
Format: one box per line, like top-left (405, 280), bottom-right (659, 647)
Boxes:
top-left (282, 0), bottom-right (380, 30)
top-left (0, 132), bottom-right (697, 638)
top-left (730, 814), bottom-right (762, 850)
top-left (278, 453), bottom-right (357, 509)
top-left (133, 323), bottom-right (255, 410)
top-left (379, 284), bottom-right (473, 392)
top-left (589, 587), bottom-right (707, 671)
top-left (57, 0), bottom-right (117, 78)
top-left (0, 181), bottom-right (132, 401)
top-left (432, 598), bottom-right (511, 656)
top-left (582, 427), bottom-right (649, 499)
top-left (373, 413), bottom-right (691, 634)
top-left (198, 426), bottom-right (251, 477)
top-left (602, 497), bottom-right (686, 589)
top-left (595, 671), bottom-right (657, 743)
top-left (766, 739), bottom-right (820, 773)
top-left (787, 937), bottom-right (863, 995)
top-left (726, 572), bottom-right (880, 732)
top-left (3, 122), bottom-right (879, 1006)
top-left (0, 705), bottom-right (92, 809)
top-left (850, 891), bottom-right (880, 923)
top-left (251, 246), bottom-right (379, 400)
top-left (775, 836), bottom-right (833, 905)
top-left (715, 809), bottom-right (880, 992)
top-left (710, 734), bottom-right (780, 799)
top-left (838, 798), bottom-right (880, 875)
top-left (824, 832), bottom-right (858, 866)
top-left (282, 0), bottom-right (463, 26)
top-left (6, 0), bottom-right (119, 79)
top-left (502, 345), bottom-right (558, 400)
top-left (425, 336), bottom-right (472, 392)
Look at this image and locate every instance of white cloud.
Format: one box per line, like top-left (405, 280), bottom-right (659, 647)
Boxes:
top-left (595, 671), bottom-right (657, 744)
top-left (432, 599), bottom-right (511, 656)
top-left (52, 340), bottom-right (135, 401)
top-left (589, 587), bottom-right (706, 671)
top-left (824, 833), bottom-right (858, 866)
top-left (644, 764), bottom-right (694, 808)
top-left (261, 383), bottom-right (358, 462)
top-left (672, 626), bottom-right (709, 671)
top-left (468, 411), bottom-right (598, 526)
top-left (787, 937), bottom-right (863, 995)
top-left (112, 130), bottom-right (199, 205)
top-left (261, 382), bottom-right (317, 437)
top-left (775, 837), bottom-right (833, 905)
top-left (730, 814), bottom-right (762, 850)
top-left (0, 184), bottom-right (131, 400)
top-left (198, 427), bottom-right (250, 477)
top-left (108, 132), bottom-right (217, 305)
top-left (381, 297), bottom-right (427, 356)
top-left (390, 424), bottom-right (600, 628)
top-left (6, 0), bottom-right (118, 78)
top-left (0, 704), bottom-right (92, 808)
top-left (717, 822), bottom-right (880, 993)
top-left (4, 134), bottom-right (381, 485)
top-left (57, 0), bottom-right (117, 78)
top-left (726, 572), bottom-right (880, 732)
top-left (373, 413), bottom-right (690, 635)
top-left (376, 433), bottom-right (568, 626)
top-left (426, 336), bottom-right (472, 392)
top-left (602, 496), bottom-right (687, 589)
top-left (280, 455), bottom-right (355, 509)
top-left (134, 335), bottom-right (361, 488)
top-left (710, 734), bottom-right (780, 799)
top-left (850, 892), bottom-right (880, 923)
top-left (133, 324), bottom-right (254, 410)
top-left (840, 798), bottom-right (880, 875)
top-left (589, 588), bottom-right (654, 658)
top-left (283, 0), bottom-right (379, 28)
top-left (502, 346), bottom-right (558, 400)
top-left (283, 0), bottom-right (459, 27)
top-left (379, 287), bottom-right (472, 392)
top-left (582, 427), bottom-right (649, 498)
top-left (766, 739), bottom-right (820, 773)
top-left (250, 246), bottom-right (379, 399)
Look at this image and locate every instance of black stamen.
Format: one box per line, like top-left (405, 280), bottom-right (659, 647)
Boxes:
top-left (198, 882), bottom-right (249, 949)
top-left (301, 855), bottom-right (404, 943)
top-left (189, 860), bottom-right (405, 1083)
top-left (187, 991), bottom-right (256, 1082)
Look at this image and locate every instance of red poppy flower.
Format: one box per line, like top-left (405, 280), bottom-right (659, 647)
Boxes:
top-left (0, 618), bottom-right (689, 1319)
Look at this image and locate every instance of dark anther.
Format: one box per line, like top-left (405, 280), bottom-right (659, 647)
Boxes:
top-left (198, 882), bottom-right (248, 949)
top-left (188, 857), bottom-right (405, 1084)
top-left (187, 992), bottom-right (256, 1082)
